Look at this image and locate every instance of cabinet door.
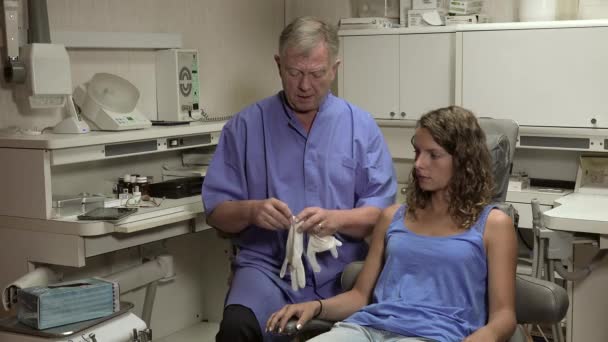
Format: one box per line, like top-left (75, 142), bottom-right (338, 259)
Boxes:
top-left (461, 27), bottom-right (608, 127)
top-left (399, 33), bottom-right (455, 120)
top-left (341, 35), bottom-right (399, 119)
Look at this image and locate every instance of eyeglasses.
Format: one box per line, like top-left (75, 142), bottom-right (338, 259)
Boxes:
top-left (285, 67), bottom-right (328, 80)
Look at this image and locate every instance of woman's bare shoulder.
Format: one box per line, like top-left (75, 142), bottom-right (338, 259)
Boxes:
top-left (370, 204), bottom-right (402, 237)
top-left (484, 208), bottom-right (516, 244)
top-left (381, 203), bottom-right (403, 221)
top-left (486, 208), bottom-right (513, 229)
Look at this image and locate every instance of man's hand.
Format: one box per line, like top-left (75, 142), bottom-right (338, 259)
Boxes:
top-left (296, 207), bottom-right (340, 237)
top-left (251, 198), bottom-right (293, 231)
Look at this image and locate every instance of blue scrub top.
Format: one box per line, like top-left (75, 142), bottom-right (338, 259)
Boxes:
top-left (202, 91), bottom-right (396, 297)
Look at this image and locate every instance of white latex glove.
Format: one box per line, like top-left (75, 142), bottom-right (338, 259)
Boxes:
top-left (306, 234), bottom-right (343, 273)
top-left (280, 218), bottom-right (306, 291)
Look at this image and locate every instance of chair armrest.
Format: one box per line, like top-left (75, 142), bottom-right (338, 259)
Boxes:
top-left (508, 325), bottom-right (529, 342)
top-left (284, 318), bottom-right (334, 337)
top-left (515, 275), bottom-right (568, 324)
top-left (281, 262), bottom-right (364, 338)
top-left (341, 261), bottom-right (364, 291)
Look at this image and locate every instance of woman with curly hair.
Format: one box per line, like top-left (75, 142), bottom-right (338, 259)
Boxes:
top-left (266, 106), bottom-right (518, 342)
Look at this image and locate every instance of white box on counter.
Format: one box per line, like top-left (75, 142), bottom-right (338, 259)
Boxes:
top-left (448, 0), bottom-right (483, 15)
top-left (400, 0), bottom-right (412, 26)
top-left (445, 14), bottom-right (478, 25)
top-left (408, 9), bottom-right (447, 27)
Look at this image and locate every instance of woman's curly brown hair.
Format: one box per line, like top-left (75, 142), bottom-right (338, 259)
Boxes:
top-left (405, 106), bottom-right (494, 229)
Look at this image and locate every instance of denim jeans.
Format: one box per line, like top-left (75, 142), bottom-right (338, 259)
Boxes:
top-left (308, 322), bottom-right (436, 342)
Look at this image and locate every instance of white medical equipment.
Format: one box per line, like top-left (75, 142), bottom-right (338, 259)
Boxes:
top-left (2, 0), bottom-right (88, 134)
top-left (533, 156), bottom-right (608, 280)
top-left (3, 0), bottom-right (27, 84)
top-left (531, 156), bottom-right (608, 342)
top-left (0, 255), bottom-right (174, 342)
top-left (0, 304), bottom-right (148, 342)
top-left (155, 49), bottom-right (202, 121)
top-left (73, 73), bottom-right (151, 131)
top-left (22, 43), bottom-right (90, 134)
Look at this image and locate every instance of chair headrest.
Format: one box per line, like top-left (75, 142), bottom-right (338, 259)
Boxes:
top-left (478, 117), bottom-right (519, 162)
top-left (478, 118), bottom-right (519, 203)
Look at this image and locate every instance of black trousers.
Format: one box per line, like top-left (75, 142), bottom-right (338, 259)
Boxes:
top-left (216, 304), bottom-right (263, 342)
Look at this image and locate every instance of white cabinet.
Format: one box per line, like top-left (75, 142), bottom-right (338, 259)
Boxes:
top-left (341, 35), bottom-right (399, 119)
top-left (0, 123), bottom-right (230, 340)
top-left (460, 27), bottom-right (608, 128)
top-left (399, 33), bottom-right (455, 119)
top-left (0, 122), bottom-right (223, 266)
top-left (340, 32), bottom-right (455, 120)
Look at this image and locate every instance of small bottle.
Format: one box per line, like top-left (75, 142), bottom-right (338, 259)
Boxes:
top-left (132, 185), bottom-right (142, 203)
top-left (136, 176), bottom-right (150, 197)
top-left (115, 177), bottom-right (125, 198)
top-left (123, 174), bottom-right (132, 194)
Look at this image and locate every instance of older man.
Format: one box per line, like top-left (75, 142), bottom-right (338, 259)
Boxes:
top-left (203, 16), bottom-right (396, 341)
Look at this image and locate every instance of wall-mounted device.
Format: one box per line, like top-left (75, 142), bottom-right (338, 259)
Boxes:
top-left (22, 43), bottom-right (90, 134)
top-left (155, 49), bottom-right (202, 121)
top-left (73, 73), bottom-right (151, 131)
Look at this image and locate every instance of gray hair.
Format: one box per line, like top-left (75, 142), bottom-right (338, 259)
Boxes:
top-left (279, 16), bottom-right (339, 63)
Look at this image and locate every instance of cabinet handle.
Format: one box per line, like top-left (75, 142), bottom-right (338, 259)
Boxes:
top-left (400, 112), bottom-right (406, 118)
top-left (389, 111), bottom-right (396, 117)
top-left (400, 187), bottom-right (407, 194)
top-left (591, 118), bottom-right (597, 125)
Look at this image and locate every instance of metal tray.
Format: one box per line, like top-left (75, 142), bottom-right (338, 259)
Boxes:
top-left (0, 301), bottom-right (133, 338)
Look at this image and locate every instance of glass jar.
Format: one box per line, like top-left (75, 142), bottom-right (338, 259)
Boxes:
top-left (136, 176), bottom-right (150, 197)
top-left (519, 0), bottom-right (557, 21)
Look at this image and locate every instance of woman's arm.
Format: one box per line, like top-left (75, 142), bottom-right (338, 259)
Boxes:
top-left (266, 204), bottom-right (400, 333)
top-left (465, 209), bottom-right (518, 342)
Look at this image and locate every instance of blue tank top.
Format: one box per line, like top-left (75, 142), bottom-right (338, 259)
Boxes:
top-left (346, 204), bottom-right (494, 342)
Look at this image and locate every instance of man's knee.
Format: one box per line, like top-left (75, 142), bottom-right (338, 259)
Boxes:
top-left (216, 304), bottom-right (262, 342)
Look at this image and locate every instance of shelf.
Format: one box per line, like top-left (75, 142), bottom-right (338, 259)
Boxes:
top-left (544, 193), bottom-right (608, 234)
top-left (339, 19), bottom-right (608, 36)
top-left (0, 121), bottom-right (226, 150)
top-left (0, 196), bottom-right (204, 237)
top-left (51, 31), bottom-right (182, 49)
top-left (0, 121), bottom-right (225, 166)
top-left (507, 187), bottom-right (572, 205)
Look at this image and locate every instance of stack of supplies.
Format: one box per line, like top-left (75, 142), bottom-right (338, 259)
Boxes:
top-left (449, 0), bottom-right (483, 15)
top-left (339, 17), bottom-right (399, 30)
top-left (408, 0), bottom-right (449, 27)
top-left (446, 0), bottom-right (489, 25)
top-left (17, 278), bottom-right (119, 330)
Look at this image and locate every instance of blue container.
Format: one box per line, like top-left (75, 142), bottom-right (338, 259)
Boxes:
top-left (17, 278), bottom-right (119, 330)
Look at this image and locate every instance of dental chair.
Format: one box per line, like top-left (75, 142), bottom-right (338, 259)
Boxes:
top-left (284, 118), bottom-right (569, 342)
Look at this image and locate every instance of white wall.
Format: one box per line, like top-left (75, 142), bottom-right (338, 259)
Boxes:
top-left (285, 0), bottom-right (354, 25)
